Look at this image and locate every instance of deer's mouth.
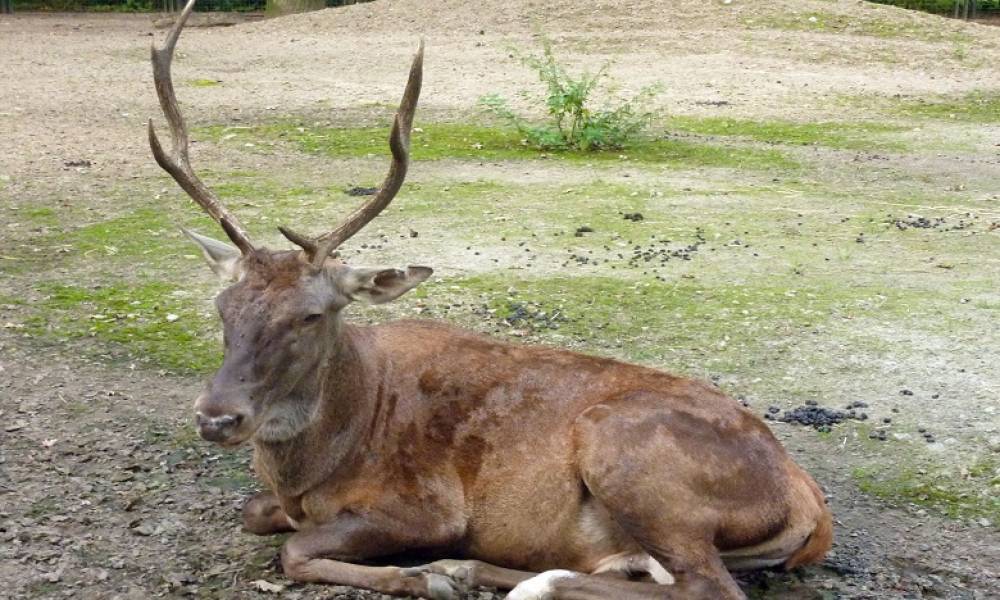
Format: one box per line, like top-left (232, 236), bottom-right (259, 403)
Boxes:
top-left (217, 435), bottom-right (252, 448)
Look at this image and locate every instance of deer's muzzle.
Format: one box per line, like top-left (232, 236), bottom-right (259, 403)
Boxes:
top-left (196, 412), bottom-right (247, 444)
top-left (194, 387), bottom-right (254, 445)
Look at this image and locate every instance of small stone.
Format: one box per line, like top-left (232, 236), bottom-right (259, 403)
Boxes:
top-left (252, 580), bottom-right (284, 593)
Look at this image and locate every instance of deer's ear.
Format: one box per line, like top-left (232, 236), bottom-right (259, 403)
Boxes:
top-left (182, 228), bottom-right (243, 281)
top-left (335, 266), bottom-right (433, 305)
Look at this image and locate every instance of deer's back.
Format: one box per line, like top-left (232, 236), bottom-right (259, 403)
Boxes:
top-left (371, 319), bottom-right (751, 429)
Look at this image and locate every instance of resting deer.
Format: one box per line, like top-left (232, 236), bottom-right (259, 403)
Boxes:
top-left (149, 2), bottom-right (832, 599)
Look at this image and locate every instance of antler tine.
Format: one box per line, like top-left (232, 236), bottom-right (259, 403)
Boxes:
top-left (148, 0), bottom-right (254, 255)
top-left (285, 41), bottom-right (423, 268)
top-left (276, 226), bottom-right (317, 254)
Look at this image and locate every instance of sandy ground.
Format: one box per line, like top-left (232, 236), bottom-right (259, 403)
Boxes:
top-left (1, 1), bottom-right (999, 599)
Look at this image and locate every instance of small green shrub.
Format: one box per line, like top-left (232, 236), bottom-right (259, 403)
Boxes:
top-left (480, 37), bottom-right (660, 151)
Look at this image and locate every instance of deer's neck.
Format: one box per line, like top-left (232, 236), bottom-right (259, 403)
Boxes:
top-left (252, 320), bottom-right (379, 498)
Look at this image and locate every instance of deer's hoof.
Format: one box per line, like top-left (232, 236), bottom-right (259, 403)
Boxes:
top-left (424, 572), bottom-right (459, 600)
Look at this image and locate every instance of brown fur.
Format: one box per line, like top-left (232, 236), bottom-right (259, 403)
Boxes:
top-left (200, 266), bottom-right (832, 600)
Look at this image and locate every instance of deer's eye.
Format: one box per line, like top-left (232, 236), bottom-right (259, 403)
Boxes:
top-left (302, 313), bottom-right (323, 325)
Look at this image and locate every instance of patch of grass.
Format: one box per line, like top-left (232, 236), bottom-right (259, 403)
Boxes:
top-left (24, 281), bottom-right (219, 374)
top-left (199, 121), bottom-right (796, 170)
top-left (41, 182), bottom-right (324, 269)
top-left (171, 424), bottom-right (203, 450)
top-left (0, 294), bottom-right (24, 306)
top-left (746, 10), bottom-right (972, 43)
top-left (188, 78), bottom-right (222, 88)
top-left (202, 459), bottom-right (255, 491)
top-left (853, 458), bottom-right (1000, 522)
top-left (667, 116), bottom-right (907, 151)
top-left (26, 582), bottom-right (61, 596)
top-left (896, 90), bottom-right (1000, 123)
top-left (16, 206), bottom-right (59, 225)
top-left (28, 496), bottom-right (60, 518)
top-left (397, 179), bottom-right (651, 237)
top-left (60, 208), bottom-right (179, 259)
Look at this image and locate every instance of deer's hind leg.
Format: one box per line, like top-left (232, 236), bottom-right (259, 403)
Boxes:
top-left (563, 402), bottom-right (755, 600)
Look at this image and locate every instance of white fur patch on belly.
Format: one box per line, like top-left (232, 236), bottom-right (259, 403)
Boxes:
top-left (506, 570), bottom-right (577, 600)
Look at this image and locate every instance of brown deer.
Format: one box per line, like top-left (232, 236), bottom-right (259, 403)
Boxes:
top-left (149, 2), bottom-right (832, 599)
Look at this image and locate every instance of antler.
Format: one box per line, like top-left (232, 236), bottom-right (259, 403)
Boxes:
top-left (148, 0), bottom-right (254, 255)
top-left (280, 41), bottom-right (424, 268)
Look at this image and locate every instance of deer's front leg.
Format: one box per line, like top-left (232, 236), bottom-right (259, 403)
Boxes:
top-left (242, 492), bottom-right (295, 535)
top-left (404, 559), bottom-right (540, 591)
top-left (280, 511), bottom-right (461, 600)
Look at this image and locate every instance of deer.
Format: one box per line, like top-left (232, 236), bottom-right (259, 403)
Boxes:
top-left (148, 2), bottom-right (832, 599)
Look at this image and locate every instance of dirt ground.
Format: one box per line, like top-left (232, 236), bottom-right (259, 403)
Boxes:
top-left (1, 1), bottom-right (999, 599)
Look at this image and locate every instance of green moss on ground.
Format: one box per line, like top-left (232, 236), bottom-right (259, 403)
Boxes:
top-left (897, 90), bottom-right (1000, 123)
top-left (25, 281), bottom-right (219, 375)
top-left (853, 457), bottom-right (1000, 522)
top-left (15, 206), bottom-right (59, 225)
top-left (188, 78), bottom-right (221, 88)
top-left (199, 122), bottom-right (796, 170)
top-left (746, 10), bottom-right (972, 43)
top-left (425, 273), bottom-right (906, 369)
top-left (666, 116), bottom-right (907, 151)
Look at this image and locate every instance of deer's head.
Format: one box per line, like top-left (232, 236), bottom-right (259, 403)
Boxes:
top-left (148, 0), bottom-right (426, 446)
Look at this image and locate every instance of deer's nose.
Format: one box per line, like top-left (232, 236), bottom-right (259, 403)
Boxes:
top-left (196, 412), bottom-right (246, 443)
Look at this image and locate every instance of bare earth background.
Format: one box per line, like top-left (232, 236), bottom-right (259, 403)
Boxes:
top-left (1, 1), bottom-right (999, 599)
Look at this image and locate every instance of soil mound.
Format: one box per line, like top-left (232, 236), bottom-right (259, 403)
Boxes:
top-left (247, 0), bottom-right (984, 37)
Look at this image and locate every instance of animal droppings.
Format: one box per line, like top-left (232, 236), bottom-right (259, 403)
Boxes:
top-left (346, 186), bottom-right (377, 196)
top-left (889, 213), bottom-right (975, 232)
top-left (769, 404), bottom-right (871, 431)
